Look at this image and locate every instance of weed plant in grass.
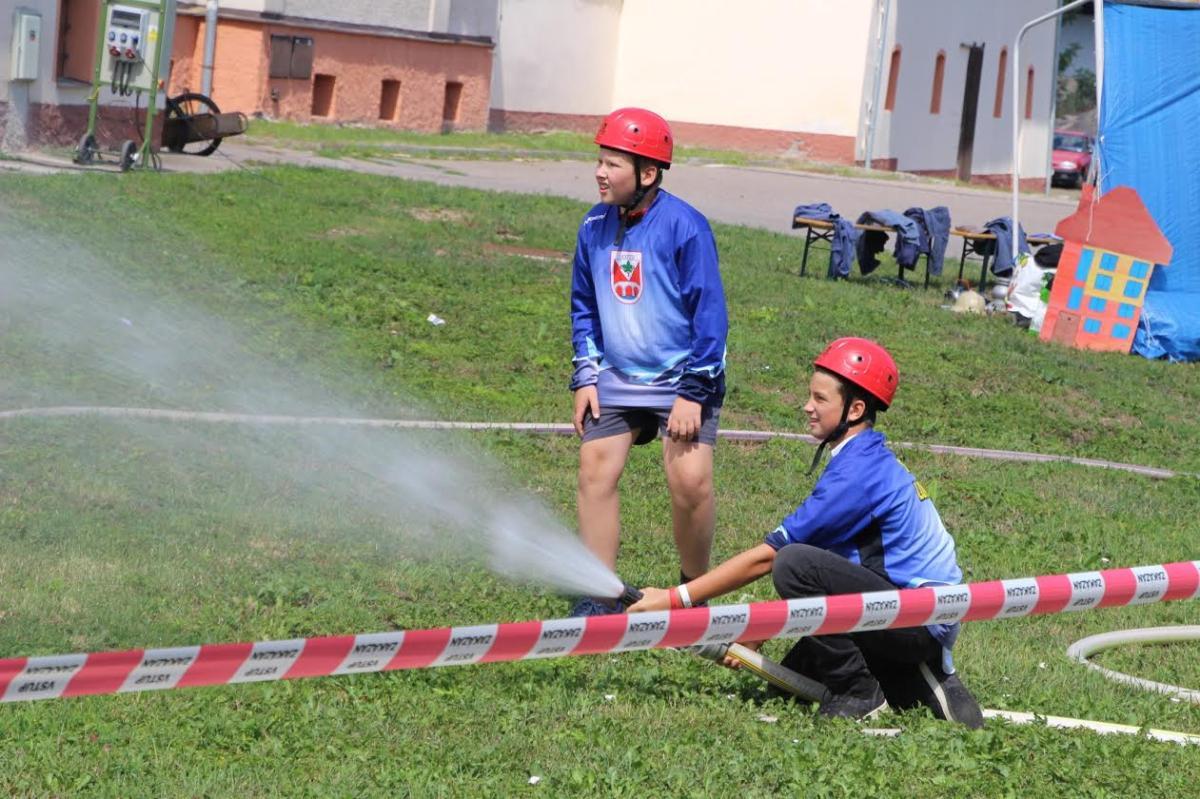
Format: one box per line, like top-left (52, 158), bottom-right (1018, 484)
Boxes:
top-left (0, 166), bottom-right (1198, 796)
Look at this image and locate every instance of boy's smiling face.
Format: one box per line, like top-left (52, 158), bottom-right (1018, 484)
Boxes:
top-left (804, 370), bottom-right (862, 441)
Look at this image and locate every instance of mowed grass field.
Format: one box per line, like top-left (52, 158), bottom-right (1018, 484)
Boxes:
top-left (0, 165), bottom-right (1198, 797)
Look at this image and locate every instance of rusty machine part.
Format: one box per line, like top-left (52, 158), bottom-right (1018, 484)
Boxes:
top-left (161, 92), bottom-right (248, 157)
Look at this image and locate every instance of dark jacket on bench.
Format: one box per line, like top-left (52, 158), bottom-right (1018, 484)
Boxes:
top-left (855, 209), bottom-right (921, 275)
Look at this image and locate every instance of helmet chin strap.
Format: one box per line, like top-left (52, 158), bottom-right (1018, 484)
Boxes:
top-left (807, 398), bottom-right (865, 475)
top-left (614, 156), bottom-right (659, 247)
top-left (626, 156), bottom-right (654, 212)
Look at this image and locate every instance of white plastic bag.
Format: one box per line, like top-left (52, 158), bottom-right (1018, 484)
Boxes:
top-left (1006, 253), bottom-right (1047, 321)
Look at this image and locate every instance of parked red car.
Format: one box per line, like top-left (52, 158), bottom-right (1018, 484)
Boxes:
top-left (1051, 130), bottom-right (1093, 188)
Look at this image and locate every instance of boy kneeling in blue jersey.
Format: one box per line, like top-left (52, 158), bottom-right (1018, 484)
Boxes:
top-left (630, 338), bottom-right (983, 727)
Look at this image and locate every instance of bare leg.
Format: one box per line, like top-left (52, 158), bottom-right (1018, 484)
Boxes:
top-left (577, 431), bottom-right (636, 571)
top-left (663, 438), bottom-right (715, 579)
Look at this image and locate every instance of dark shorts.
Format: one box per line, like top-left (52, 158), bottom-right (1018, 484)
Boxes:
top-left (581, 405), bottom-right (721, 447)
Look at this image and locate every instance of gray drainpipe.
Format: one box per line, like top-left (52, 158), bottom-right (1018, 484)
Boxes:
top-left (201, 0), bottom-right (218, 97)
top-left (863, 0), bottom-right (891, 170)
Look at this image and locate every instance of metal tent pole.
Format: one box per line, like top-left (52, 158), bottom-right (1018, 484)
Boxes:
top-left (1011, 0), bottom-right (1095, 264)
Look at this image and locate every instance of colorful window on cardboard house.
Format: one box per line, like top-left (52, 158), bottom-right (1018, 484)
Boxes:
top-left (1062, 245), bottom-right (1151, 345)
top-left (1040, 185), bottom-right (1173, 355)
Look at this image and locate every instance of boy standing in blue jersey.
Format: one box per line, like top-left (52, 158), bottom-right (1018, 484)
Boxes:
top-left (569, 108), bottom-right (728, 616)
top-left (630, 338), bottom-right (984, 727)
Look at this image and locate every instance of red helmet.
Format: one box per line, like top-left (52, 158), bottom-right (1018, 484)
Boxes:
top-left (595, 107), bottom-right (673, 166)
top-left (813, 337), bottom-right (898, 409)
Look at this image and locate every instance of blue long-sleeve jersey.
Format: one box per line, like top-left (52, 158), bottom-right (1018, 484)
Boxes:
top-left (570, 191), bottom-right (728, 408)
top-left (764, 429), bottom-right (963, 652)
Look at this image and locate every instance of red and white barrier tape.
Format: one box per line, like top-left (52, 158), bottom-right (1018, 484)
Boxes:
top-left (2, 561), bottom-right (1197, 704)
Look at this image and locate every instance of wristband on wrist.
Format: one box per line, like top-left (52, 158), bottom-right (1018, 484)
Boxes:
top-left (668, 587), bottom-right (683, 610)
top-left (677, 583), bottom-right (694, 608)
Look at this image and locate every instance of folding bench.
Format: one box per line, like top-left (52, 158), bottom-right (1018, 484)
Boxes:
top-left (792, 214), bottom-right (934, 288)
top-left (951, 227), bottom-right (1058, 288)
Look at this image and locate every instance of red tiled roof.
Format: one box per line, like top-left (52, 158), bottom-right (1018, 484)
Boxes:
top-left (1054, 185), bottom-right (1174, 265)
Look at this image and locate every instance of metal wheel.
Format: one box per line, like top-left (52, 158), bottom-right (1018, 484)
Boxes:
top-left (74, 133), bottom-right (98, 165)
top-left (119, 139), bottom-right (138, 172)
top-left (164, 92), bottom-right (223, 156)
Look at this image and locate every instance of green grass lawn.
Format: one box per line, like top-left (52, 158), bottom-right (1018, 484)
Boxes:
top-left (0, 166), bottom-right (1198, 797)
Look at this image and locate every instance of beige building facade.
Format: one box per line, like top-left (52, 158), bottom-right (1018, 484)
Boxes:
top-left (490, 0), bottom-right (1059, 182)
top-left (490, 0), bottom-right (872, 162)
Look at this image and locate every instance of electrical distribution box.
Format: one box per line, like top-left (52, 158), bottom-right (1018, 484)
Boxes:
top-left (100, 4), bottom-right (166, 94)
top-left (107, 6), bottom-right (150, 62)
top-left (10, 10), bottom-right (42, 81)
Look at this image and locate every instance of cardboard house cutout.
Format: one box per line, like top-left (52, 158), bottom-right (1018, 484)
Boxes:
top-left (1040, 185), bottom-right (1173, 353)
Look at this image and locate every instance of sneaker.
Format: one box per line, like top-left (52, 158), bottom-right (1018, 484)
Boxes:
top-left (905, 661), bottom-right (984, 729)
top-left (818, 683), bottom-right (889, 721)
top-left (568, 597), bottom-right (620, 617)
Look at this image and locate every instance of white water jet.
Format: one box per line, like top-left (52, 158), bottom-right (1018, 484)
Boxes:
top-left (0, 217), bottom-right (621, 600)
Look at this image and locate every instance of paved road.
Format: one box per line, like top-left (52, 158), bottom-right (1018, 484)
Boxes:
top-left (5, 139), bottom-right (1079, 236)
top-left (215, 141), bottom-right (1077, 236)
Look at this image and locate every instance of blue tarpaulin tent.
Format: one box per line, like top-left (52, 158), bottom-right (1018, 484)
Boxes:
top-left (1100, 1), bottom-right (1200, 361)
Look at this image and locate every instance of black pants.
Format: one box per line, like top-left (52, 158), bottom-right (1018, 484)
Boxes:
top-left (772, 544), bottom-right (942, 699)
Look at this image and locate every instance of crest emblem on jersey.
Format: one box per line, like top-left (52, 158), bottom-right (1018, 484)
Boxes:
top-left (610, 251), bottom-right (643, 304)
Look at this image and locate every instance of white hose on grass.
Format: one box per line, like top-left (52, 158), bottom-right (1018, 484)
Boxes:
top-left (980, 709), bottom-right (1200, 746)
top-left (1067, 626), bottom-right (1200, 706)
top-left (978, 626), bottom-right (1200, 745)
top-left (0, 405), bottom-right (1192, 480)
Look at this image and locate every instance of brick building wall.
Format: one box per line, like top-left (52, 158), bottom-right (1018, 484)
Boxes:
top-left (169, 10), bottom-right (492, 131)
